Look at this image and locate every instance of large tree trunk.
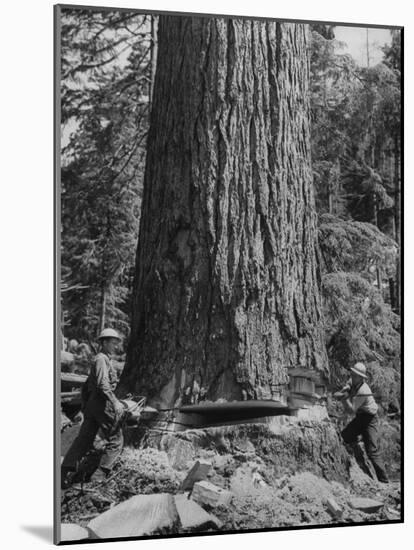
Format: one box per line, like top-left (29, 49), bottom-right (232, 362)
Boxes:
top-left (120, 17), bottom-right (328, 408)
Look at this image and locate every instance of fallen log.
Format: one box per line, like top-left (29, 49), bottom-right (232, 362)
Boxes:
top-left (61, 391), bottom-right (82, 404)
top-left (61, 372), bottom-right (87, 392)
top-left (61, 372), bottom-right (87, 384)
top-left (61, 351), bottom-right (75, 367)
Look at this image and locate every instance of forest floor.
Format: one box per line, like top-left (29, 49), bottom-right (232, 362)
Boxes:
top-left (61, 418), bottom-right (401, 535)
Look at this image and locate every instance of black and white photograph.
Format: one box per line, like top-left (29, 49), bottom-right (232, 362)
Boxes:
top-left (55, 4), bottom-right (402, 545)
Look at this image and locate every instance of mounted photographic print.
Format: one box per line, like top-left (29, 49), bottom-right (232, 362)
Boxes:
top-left (54, 4), bottom-right (403, 545)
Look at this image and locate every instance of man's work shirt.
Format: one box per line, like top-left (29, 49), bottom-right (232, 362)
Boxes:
top-left (341, 378), bottom-right (378, 415)
top-left (86, 352), bottom-right (119, 407)
top-left (81, 352), bottom-right (122, 436)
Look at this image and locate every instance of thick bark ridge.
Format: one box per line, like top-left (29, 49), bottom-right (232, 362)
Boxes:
top-left (120, 17), bottom-right (328, 407)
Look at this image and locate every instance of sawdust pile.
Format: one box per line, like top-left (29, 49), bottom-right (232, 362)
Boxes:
top-left (61, 449), bottom-right (183, 524)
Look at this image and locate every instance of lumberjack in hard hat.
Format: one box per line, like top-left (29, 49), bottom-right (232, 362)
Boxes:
top-left (98, 328), bottom-right (122, 341)
top-left (334, 362), bottom-right (388, 483)
top-left (61, 328), bottom-right (125, 488)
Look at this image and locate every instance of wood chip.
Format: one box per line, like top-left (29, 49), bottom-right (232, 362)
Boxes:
top-left (349, 497), bottom-right (384, 513)
top-left (180, 460), bottom-right (212, 491)
top-left (191, 481), bottom-right (232, 508)
top-left (174, 494), bottom-right (222, 531)
top-left (325, 497), bottom-right (343, 519)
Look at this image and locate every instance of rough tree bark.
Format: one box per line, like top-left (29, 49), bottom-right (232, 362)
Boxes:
top-left (119, 16), bottom-right (328, 408)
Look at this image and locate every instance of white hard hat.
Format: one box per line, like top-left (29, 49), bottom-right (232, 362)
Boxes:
top-left (350, 362), bottom-right (367, 379)
top-left (98, 328), bottom-right (122, 341)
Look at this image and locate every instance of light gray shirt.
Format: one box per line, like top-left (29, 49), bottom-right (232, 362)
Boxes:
top-left (342, 378), bottom-right (378, 415)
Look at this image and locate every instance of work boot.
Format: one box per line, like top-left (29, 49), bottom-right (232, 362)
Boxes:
top-left (61, 468), bottom-right (76, 490)
top-left (372, 462), bottom-right (389, 484)
top-left (89, 467), bottom-right (109, 484)
top-left (378, 476), bottom-right (389, 484)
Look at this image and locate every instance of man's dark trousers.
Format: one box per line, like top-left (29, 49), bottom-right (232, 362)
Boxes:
top-left (341, 412), bottom-right (388, 482)
top-left (61, 415), bottom-right (123, 473)
top-left (62, 396), bottom-right (123, 474)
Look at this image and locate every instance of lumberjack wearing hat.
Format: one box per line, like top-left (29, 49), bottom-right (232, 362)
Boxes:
top-left (61, 328), bottom-right (125, 489)
top-left (334, 362), bottom-right (389, 483)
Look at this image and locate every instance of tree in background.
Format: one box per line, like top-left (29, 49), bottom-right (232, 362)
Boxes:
top-left (310, 26), bottom-right (401, 406)
top-left (310, 26), bottom-right (356, 217)
top-left (60, 8), bottom-right (152, 341)
top-left (382, 29), bottom-right (402, 311)
top-left (310, 26), bottom-right (400, 235)
top-left (120, 17), bottom-right (328, 407)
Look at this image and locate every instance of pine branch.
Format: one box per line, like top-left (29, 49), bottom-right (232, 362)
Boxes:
top-left (62, 43), bottom-right (131, 80)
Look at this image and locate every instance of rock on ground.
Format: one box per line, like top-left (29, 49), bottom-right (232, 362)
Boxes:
top-left (349, 497), bottom-right (384, 513)
top-left (174, 494), bottom-right (222, 531)
top-left (60, 523), bottom-right (89, 541)
top-left (88, 494), bottom-right (177, 539)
